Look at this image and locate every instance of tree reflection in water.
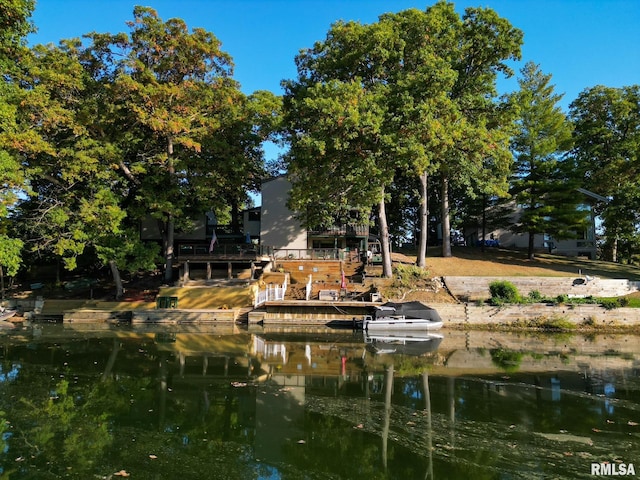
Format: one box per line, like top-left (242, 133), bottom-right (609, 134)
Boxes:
top-left (0, 325), bottom-right (638, 479)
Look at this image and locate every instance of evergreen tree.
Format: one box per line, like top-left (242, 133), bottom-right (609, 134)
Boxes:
top-left (509, 62), bottom-right (587, 259)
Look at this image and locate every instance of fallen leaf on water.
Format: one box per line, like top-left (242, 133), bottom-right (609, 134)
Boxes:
top-left (628, 421), bottom-right (638, 426)
top-left (114, 470), bottom-right (130, 477)
top-left (406, 421), bottom-right (416, 426)
top-left (297, 440), bottom-right (306, 444)
top-left (592, 428), bottom-right (601, 433)
top-left (149, 454), bottom-right (157, 459)
top-left (355, 424), bottom-right (363, 429)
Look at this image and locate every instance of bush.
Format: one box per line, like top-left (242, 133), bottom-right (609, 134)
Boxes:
top-left (528, 290), bottom-right (542, 301)
top-left (393, 264), bottom-right (430, 288)
top-left (489, 280), bottom-right (520, 304)
top-left (600, 297), bottom-right (629, 310)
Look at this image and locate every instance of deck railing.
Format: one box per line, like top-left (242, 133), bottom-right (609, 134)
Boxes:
top-left (272, 248), bottom-right (361, 262)
top-left (307, 224), bottom-right (368, 236)
top-left (177, 243), bottom-right (273, 258)
top-left (254, 274), bottom-right (288, 307)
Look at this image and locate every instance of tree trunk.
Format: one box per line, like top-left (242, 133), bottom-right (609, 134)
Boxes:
top-left (164, 216), bottom-right (175, 283)
top-left (441, 176), bottom-right (452, 257)
top-left (378, 188), bottom-right (393, 278)
top-left (417, 171), bottom-right (428, 268)
top-left (231, 198), bottom-right (241, 235)
top-left (102, 338), bottom-right (121, 381)
top-left (528, 231), bottom-right (535, 260)
top-left (164, 136), bottom-right (176, 283)
top-left (0, 265), bottom-right (4, 302)
top-left (382, 364), bottom-right (394, 470)
top-left (109, 259), bottom-right (124, 299)
top-left (481, 194), bottom-right (487, 254)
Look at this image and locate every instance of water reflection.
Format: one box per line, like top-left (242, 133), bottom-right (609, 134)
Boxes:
top-left (0, 325), bottom-right (638, 479)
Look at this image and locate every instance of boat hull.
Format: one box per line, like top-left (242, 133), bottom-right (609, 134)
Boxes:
top-left (364, 331), bottom-right (444, 355)
top-left (363, 316), bottom-right (443, 331)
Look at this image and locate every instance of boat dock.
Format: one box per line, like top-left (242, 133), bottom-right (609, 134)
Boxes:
top-left (248, 299), bottom-right (377, 326)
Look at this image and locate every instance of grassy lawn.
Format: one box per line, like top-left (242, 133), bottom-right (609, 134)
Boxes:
top-left (399, 246), bottom-right (640, 281)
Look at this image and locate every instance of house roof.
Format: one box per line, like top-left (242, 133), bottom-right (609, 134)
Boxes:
top-left (576, 188), bottom-right (610, 203)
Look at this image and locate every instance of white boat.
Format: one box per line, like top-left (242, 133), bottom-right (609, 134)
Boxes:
top-left (363, 301), bottom-right (443, 331)
top-left (364, 331), bottom-right (444, 355)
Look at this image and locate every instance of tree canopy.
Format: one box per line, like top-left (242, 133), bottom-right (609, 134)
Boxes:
top-left (283, 2), bottom-right (522, 275)
top-left (1, 1), bottom-right (639, 294)
top-left (569, 85), bottom-right (640, 263)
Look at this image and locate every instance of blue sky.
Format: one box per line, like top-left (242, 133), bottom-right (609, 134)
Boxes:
top-left (29, 0), bottom-right (639, 111)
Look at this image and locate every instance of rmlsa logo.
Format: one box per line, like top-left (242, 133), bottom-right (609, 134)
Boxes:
top-left (591, 462), bottom-right (635, 476)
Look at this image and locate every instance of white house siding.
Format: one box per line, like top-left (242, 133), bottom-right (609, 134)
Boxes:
top-left (260, 177), bottom-right (307, 250)
top-left (472, 201), bottom-right (597, 259)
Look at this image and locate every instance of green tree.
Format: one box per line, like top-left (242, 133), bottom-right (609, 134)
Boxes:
top-left (569, 85), bottom-right (640, 263)
top-left (283, 2), bottom-right (521, 275)
top-left (10, 39), bottom-right (135, 295)
top-left (509, 62), bottom-right (585, 260)
top-left (283, 7), bottom-right (457, 276)
top-left (435, 3), bottom-right (521, 258)
top-left (284, 18), bottom-right (397, 276)
top-left (0, 0), bottom-right (35, 279)
top-left (0, 234), bottom-right (22, 300)
top-left (84, 6), bottom-right (242, 282)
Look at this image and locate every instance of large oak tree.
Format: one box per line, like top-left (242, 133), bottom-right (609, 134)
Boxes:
top-left (84, 6), bottom-right (244, 282)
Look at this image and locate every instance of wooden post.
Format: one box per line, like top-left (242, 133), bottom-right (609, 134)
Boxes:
top-left (206, 262), bottom-right (212, 280)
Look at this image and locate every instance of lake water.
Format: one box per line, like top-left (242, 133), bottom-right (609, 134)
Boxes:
top-left (0, 323), bottom-right (638, 479)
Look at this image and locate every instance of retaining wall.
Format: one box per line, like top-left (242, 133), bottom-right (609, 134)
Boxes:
top-left (131, 309), bottom-right (238, 325)
top-left (433, 302), bottom-right (640, 328)
top-left (443, 276), bottom-right (637, 301)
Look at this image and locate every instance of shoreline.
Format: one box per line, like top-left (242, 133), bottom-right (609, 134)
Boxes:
top-left (3, 300), bottom-right (640, 334)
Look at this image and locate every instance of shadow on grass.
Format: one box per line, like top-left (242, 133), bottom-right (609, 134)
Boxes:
top-left (417, 246), bottom-right (640, 281)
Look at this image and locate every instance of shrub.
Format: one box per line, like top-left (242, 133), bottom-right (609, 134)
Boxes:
top-left (529, 316), bottom-right (576, 331)
top-left (528, 290), bottom-right (542, 301)
top-left (600, 297), bottom-right (629, 310)
top-left (489, 280), bottom-right (520, 304)
top-left (393, 264), bottom-right (430, 288)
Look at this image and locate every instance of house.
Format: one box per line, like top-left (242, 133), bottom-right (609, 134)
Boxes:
top-left (139, 208), bottom-right (266, 282)
top-left (260, 176), bottom-right (370, 261)
top-left (468, 188), bottom-right (605, 259)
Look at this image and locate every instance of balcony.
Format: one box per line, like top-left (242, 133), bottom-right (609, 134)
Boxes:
top-left (307, 224), bottom-right (368, 237)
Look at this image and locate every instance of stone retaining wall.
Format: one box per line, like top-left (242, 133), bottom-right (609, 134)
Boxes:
top-left (131, 309), bottom-right (237, 325)
top-left (443, 276), bottom-right (637, 301)
top-left (432, 302), bottom-right (640, 328)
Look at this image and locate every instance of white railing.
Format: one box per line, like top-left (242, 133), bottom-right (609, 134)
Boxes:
top-left (254, 274), bottom-right (289, 307)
